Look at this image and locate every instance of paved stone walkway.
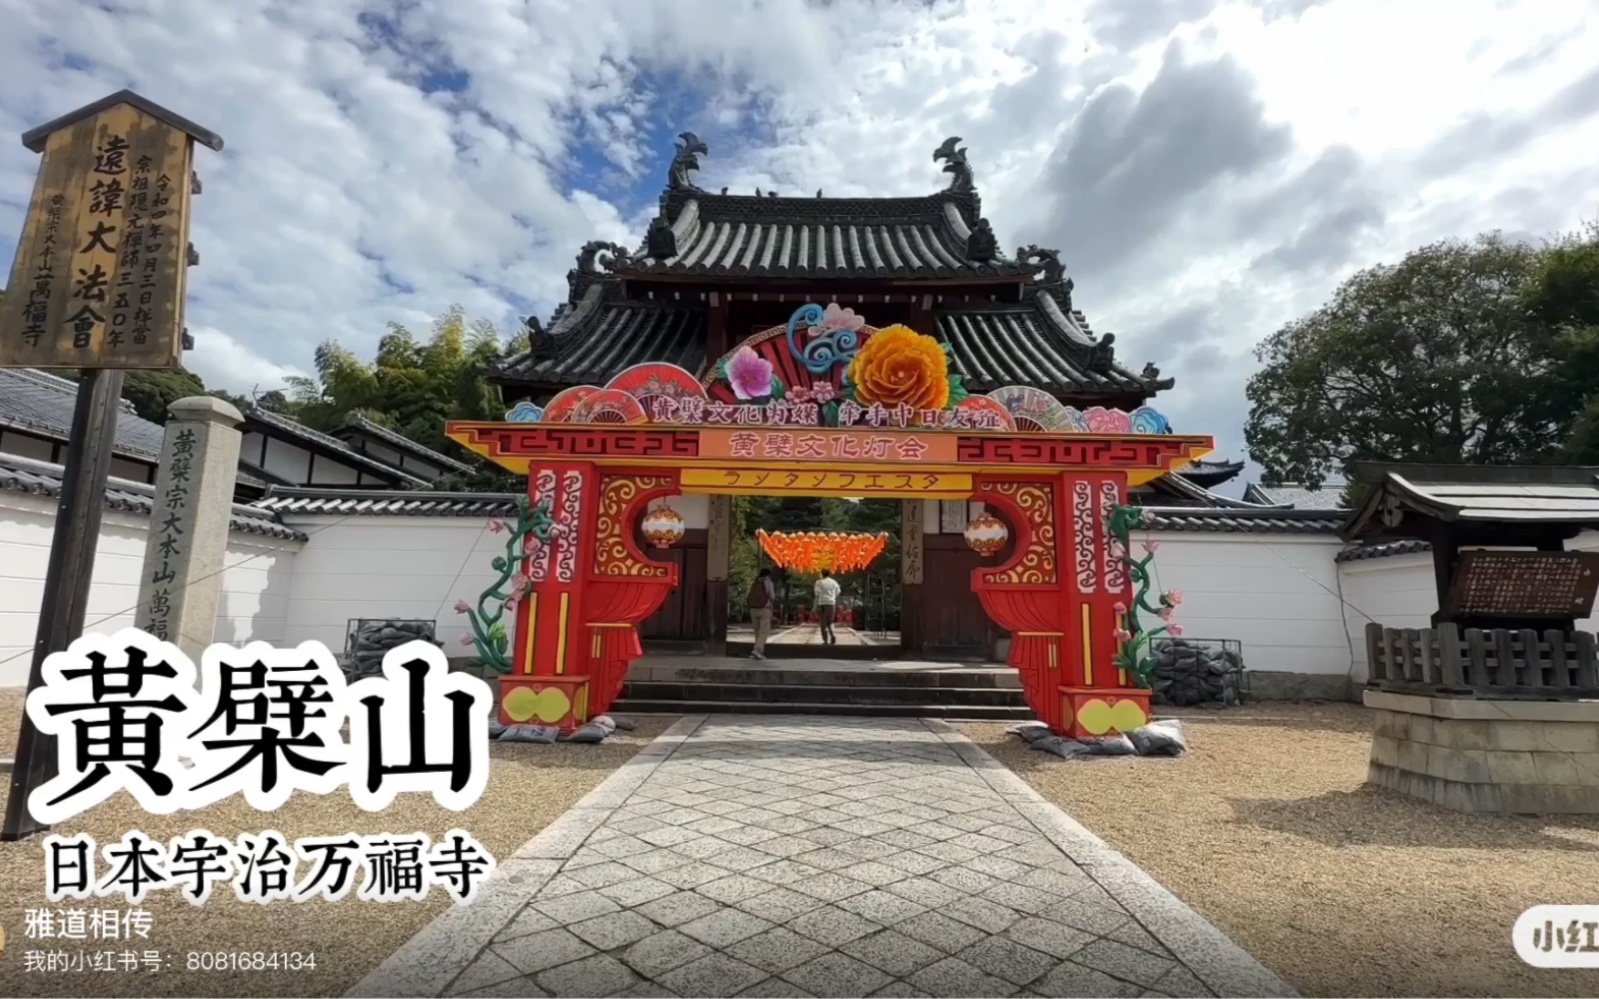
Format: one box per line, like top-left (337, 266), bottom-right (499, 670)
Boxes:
top-left (350, 717), bottom-right (1294, 999)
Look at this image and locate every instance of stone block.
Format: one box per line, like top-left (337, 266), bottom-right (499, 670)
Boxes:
top-left (1428, 745), bottom-right (1491, 784)
top-left (1496, 783), bottom-right (1599, 815)
top-left (1369, 734), bottom-right (1400, 768)
top-left (1536, 723), bottom-right (1599, 755)
top-left (1484, 749), bottom-right (1541, 786)
top-left (1396, 737), bottom-right (1430, 774)
top-left (1433, 776), bottom-right (1502, 813)
top-left (1433, 718), bottom-right (1491, 751)
top-left (1372, 711), bottom-right (1408, 741)
top-left (1531, 751), bottom-right (1586, 786)
top-left (1408, 714), bottom-right (1437, 745)
top-left (1487, 721), bottom-right (1553, 752)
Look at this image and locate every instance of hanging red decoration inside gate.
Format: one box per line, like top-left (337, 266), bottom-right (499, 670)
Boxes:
top-left (756, 530), bottom-right (888, 574)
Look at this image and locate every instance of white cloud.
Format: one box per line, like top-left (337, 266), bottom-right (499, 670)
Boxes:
top-left (1, 0), bottom-right (1596, 490)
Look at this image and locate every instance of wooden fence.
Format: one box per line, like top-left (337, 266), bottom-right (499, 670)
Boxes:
top-left (1365, 623), bottom-right (1599, 698)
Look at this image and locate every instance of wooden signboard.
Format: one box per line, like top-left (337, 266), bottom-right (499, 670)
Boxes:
top-left (1447, 551), bottom-right (1599, 619)
top-left (0, 93), bottom-right (218, 370)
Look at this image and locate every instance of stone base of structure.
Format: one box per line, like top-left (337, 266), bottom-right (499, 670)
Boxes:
top-left (1364, 688), bottom-right (1599, 814)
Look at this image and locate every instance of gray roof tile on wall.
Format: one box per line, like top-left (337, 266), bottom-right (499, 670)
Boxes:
top-left (0, 453), bottom-right (305, 541)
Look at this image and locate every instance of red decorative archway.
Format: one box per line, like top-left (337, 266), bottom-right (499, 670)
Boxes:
top-left (449, 304), bottom-right (1212, 735)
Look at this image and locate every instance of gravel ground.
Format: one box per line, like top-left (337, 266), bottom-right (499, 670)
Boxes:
top-left (962, 702), bottom-right (1599, 999)
top-left (0, 687), bottom-right (674, 998)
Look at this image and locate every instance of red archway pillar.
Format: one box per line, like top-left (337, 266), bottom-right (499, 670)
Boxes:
top-left (971, 472), bottom-right (1151, 738)
top-left (500, 465), bottom-right (679, 730)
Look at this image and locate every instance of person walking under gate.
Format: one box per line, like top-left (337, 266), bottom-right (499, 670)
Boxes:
top-left (748, 568), bottom-right (775, 660)
top-left (814, 569), bottom-right (841, 645)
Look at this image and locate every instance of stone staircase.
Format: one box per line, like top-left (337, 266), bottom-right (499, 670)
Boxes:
top-left (611, 660), bottom-right (1035, 721)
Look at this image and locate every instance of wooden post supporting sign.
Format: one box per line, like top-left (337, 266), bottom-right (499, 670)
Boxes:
top-left (0, 91), bottom-right (222, 841)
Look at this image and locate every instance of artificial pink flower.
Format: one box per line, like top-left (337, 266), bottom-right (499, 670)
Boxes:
top-left (1168, 624), bottom-right (1184, 637)
top-left (1113, 628), bottom-right (1133, 643)
top-left (788, 386), bottom-right (813, 404)
top-left (1157, 607), bottom-right (1174, 621)
top-left (488, 519), bottom-right (507, 534)
top-left (459, 633), bottom-right (475, 646)
top-left (811, 302), bottom-right (865, 336)
top-left (506, 597), bottom-right (519, 613)
top-left (509, 575), bottom-right (529, 599)
top-left (1141, 539), bottom-right (1160, 554)
top-left (1166, 589), bottom-right (1184, 606)
top-left (1140, 508), bottom-right (1157, 528)
top-left (454, 599), bottom-right (471, 615)
top-left (726, 345), bottom-right (774, 400)
top-left (1113, 601), bottom-right (1128, 614)
top-left (810, 381), bottom-right (838, 404)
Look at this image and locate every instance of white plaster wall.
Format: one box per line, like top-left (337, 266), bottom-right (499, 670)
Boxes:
top-left (1143, 533), bottom-right (1354, 677)
top-left (0, 493), bottom-right (304, 685)
top-left (276, 517), bottom-right (514, 654)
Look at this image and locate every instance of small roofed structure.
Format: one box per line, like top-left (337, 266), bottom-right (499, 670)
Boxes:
top-left (1343, 462), bottom-right (1599, 632)
top-left (1343, 462), bottom-right (1599, 815)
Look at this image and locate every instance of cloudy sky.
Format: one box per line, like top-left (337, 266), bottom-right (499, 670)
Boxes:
top-left (3, 0), bottom-right (1597, 490)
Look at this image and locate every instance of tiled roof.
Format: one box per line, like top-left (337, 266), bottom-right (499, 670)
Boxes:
top-left (493, 292), bottom-right (706, 385)
top-left (1345, 462), bottom-right (1599, 541)
top-left (1143, 507), bottom-right (1346, 534)
top-left (0, 368), bottom-right (166, 461)
top-left (619, 192), bottom-right (1030, 280)
top-left (242, 406), bottom-right (433, 488)
top-left (334, 414), bottom-right (475, 476)
top-left (0, 453), bottom-right (305, 541)
top-left (937, 295), bottom-right (1169, 396)
top-left (1242, 481), bottom-right (1347, 510)
top-left (254, 487), bottom-right (519, 518)
top-left (1172, 458), bottom-right (1246, 488)
top-left (1335, 540), bottom-right (1432, 562)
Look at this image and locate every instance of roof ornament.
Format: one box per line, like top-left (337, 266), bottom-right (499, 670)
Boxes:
top-left (525, 315), bottom-right (557, 360)
top-left (817, 189), bottom-right (823, 197)
top-left (646, 217), bottom-right (677, 260)
top-left (1087, 333), bottom-right (1116, 373)
top-left (1016, 245), bottom-right (1066, 286)
top-left (933, 136), bottom-right (975, 193)
top-left (566, 240), bottom-right (632, 301)
top-left (1141, 361), bottom-right (1162, 381)
top-left (966, 218), bottom-right (997, 262)
top-left (667, 132), bottom-right (708, 191)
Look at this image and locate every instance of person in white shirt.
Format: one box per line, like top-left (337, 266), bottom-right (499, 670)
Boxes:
top-left (813, 569), bottom-right (841, 645)
top-left (748, 568), bottom-right (775, 660)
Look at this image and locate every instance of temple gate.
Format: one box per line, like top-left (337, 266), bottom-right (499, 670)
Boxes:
top-left (449, 304), bottom-right (1213, 738)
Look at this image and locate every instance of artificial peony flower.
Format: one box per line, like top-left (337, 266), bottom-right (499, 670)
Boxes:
top-left (454, 599), bottom-right (471, 615)
top-left (726, 345), bottom-right (774, 400)
top-left (1113, 601), bottom-right (1128, 614)
top-left (846, 325), bottom-right (949, 411)
top-left (459, 633), bottom-right (475, 646)
top-left (1168, 624), bottom-right (1184, 637)
top-left (1141, 539), bottom-right (1160, 554)
top-left (488, 519), bottom-right (507, 533)
top-left (1166, 589), bottom-right (1184, 606)
top-left (1113, 628), bottom-right (1133, 643)
top-left (506, 597), bottom-right (519, 613)
top-left (810, 381), bottom-right (838, 403)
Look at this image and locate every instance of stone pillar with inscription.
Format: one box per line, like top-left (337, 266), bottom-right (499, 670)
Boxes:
top-left (134, 396), bottom-right (244, 660)
top-left (900, 499), bottom-right (925, 654)
top-left (706, 495), bottom-right (732, 654)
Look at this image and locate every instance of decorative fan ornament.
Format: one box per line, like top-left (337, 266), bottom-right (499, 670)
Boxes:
top-left (964, 512), bottom-right (1009, 557)
top-left (641, 503), bottom-right (686, 549)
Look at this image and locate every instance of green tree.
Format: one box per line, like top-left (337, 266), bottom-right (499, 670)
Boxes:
top-left (1245, 233), bottom-right (1573, 488)
top-left (278, 306), bottom-right (517, 489)
top-left (1523, 221), bottom-right (1599, 461)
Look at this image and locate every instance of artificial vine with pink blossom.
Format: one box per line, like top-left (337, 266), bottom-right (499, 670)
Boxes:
top-left (1106, 505), bottom-right (1184, 690)
top-left (453, 496), bottom-right (557, 674)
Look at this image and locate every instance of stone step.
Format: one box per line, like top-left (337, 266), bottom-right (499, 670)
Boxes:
top-left (610, 698), bottom-right (1036, 720)
top-left (621, 681), bottom-right (1027, 707)
top-left (629, 666), bottom-right (1022, 689)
